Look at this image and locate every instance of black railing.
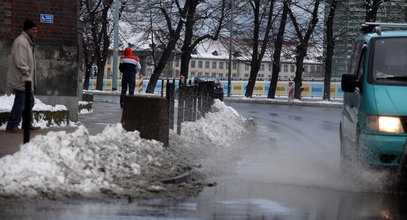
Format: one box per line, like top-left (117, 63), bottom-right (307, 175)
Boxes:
top-left (165, 79), bottom-right (216, 135)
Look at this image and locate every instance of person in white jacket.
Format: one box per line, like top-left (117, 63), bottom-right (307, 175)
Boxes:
top-left (6, 20), bottom-right (40, 133)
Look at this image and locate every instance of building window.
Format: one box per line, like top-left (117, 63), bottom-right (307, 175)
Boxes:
top-left (269, 63), bottom-right (272, 71)
top-left (212, 61), bottom-right (217, 69)
top-left (219, 62), bottom-right (224, 69)
top-left (176, 59), bottom-right (180, 67)
top-left (232, 74), bottom-right (237, 77)
top-left (191, 72), bottom-right (195, 76)
top-left (260, 64), bottom-right (265, 71)
top-left (317, 66), bottom-right (322, 73)
top-left (205, 72), bottom-right (210, 76)
top-left (310, 65), bottom-right (315, 73)
top-left (244, 74), bottom-right (249, 77)
top-left (291, 65), bottom-right (295, 72)
top-left (198, 72), bottom-right (202, 76)
top-left (233, 61), bottom-right (237, 70)
top-left (304, 65), bottom-right (308, 72)
top-left (245, 64), bottom-right (250, 70)
top-left (212, 72), bottom-right (217, 76)
top-left (191, 60), bottom-right (196, 68)
top-left (198, 61), bottom-right (203, 68)
top-left (205, 61), bottom-right (210, 69)
top-left (107, 68), bottom-right (112, 77)
top-left (284, 64), bottom-right (288, 72)
top-left (219, 73), bottom-right (223, 77)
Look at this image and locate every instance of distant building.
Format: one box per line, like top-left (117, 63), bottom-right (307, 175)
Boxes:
top-left (104, 40), bottom-right (324, 81)
top-left (327, 0), bottom-right (406, 78)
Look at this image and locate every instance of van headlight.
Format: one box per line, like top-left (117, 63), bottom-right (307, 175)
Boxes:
top-left (367, 115), bottom-right (404, 133)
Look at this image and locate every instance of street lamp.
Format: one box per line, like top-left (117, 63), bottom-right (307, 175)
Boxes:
top-left (112, 0), bottom-right (120, 91)
top-left (227, 0), bottom-right (234, 97)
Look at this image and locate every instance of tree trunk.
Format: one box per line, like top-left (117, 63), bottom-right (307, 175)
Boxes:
top-left (245, 0), bottom-right (275, 98)
top-left (179, 0), bottom-right (198, 81)
top-left (323, 0), bottom-right (337, 101)
top-left (365, 0), bottom-right (383, 22)
top-left (293, 46), bottom-right (306, 99)
top-left (288, 0), bottom-right (320, 99)
top-left (146, 24), bottom-right (183, 93)
top-left (268, 3), bottom-right (288, 99)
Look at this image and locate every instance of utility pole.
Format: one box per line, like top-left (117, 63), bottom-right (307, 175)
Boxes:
top-left (227, 0), bottom-right (234, 97)
top-left (112, 0), bottom-right (120, 90)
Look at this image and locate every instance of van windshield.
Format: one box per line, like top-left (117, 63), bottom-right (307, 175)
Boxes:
top-left (373, 37), bottom-right (407, 81)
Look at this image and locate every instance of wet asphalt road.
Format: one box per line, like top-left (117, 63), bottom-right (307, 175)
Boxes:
top-left (2, 101), bottom-right (407, 219)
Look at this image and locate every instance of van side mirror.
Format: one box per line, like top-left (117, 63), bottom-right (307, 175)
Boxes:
top-left (341, 74), bottom-right (359, 92)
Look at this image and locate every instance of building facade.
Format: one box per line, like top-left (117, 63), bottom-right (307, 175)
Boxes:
top-left (328, 0), bottom-right (406, 78)
top-left (0, 0), bottom-right (82, 120)
top-left (104, 42), bottom-right (324, 81)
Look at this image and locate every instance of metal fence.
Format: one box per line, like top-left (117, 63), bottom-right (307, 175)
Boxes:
top-left (164, 79), bottom-right (217, 135)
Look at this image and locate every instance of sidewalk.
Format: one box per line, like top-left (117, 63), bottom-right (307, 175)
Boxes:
top-left (0, 102), bottom-right (123, 158)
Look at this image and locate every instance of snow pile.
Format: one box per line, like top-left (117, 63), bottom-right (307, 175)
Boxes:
top-left (0, 95), bottom-right (67, 112)
top-left (0, 100), bottom-right (249, 199)
top-left (0, 124), bottom-right (186, 199)
top-left (170, 100), bottom-right (251, 176)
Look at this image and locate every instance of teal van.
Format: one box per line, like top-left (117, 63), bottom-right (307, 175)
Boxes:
top-left (340, 23), bottom-right (407, 170)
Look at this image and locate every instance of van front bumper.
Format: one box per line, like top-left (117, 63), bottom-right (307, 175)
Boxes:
top-left (360, 133), bottom-right (407, 166)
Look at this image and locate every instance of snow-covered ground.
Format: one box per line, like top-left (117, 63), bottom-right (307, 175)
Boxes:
top-left (0, 95), bottom-right (72, 130)
top-left (0, 95), bottom-right (67, 112)
top-left (0, 100), bottom-right (251, 200)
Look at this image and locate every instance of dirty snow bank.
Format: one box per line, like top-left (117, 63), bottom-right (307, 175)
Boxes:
top-left (170, 99), bottom-right (252, 177)
top-left (0, 100), bottom-right (250, 200)
top-left (0, 124), bottom-right (187, 199)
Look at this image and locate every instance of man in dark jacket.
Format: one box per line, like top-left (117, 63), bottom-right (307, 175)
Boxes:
top-left (119, 47), bottom-right (141, 108)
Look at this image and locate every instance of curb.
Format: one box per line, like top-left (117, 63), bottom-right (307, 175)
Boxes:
top-left (160, 170), bottom-right (192, 184)
top-left (224, 97), bottom-right (343, 108)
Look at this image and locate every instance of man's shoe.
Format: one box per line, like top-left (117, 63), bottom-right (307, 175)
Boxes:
top-left (30, 126), bottom-right (41, 130)
top-left (6, 127), bottom-right (23, 133)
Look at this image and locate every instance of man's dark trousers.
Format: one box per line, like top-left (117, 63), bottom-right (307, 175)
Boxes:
top-left (120, 73), bottom-right (136, 108)
top-left (6, 89), bottom-right (34, 129)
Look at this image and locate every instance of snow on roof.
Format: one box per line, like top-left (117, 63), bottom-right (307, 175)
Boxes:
top-left (117, 21), bottom-right (323, 64)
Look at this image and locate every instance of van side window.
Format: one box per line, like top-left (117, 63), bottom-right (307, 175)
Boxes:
top-left (348, 42), bottom-right (364, 75)
top-left (356, 48), bottom-right (366, 80)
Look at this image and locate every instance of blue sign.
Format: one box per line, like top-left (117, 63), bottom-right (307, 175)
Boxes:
top-left (40, 14), bottom-right (54, 23)
top-left (311, 84), bottom-right (323, 97)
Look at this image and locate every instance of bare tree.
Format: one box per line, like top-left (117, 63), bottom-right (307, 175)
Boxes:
top-left (287, 0), bottom-right (320, 99)
top-left (179, 0), bottom-right (226, 81)
top-left (268, 1), bottom-right (289, 99)
top-left (244, 0), bottom-right (276, 98)
top-left (365, 0), bottom-right (392, 22)
top-left (144, 0), bottom-right (188, 93)
top-left (80, 0), bottom-right (115, 91)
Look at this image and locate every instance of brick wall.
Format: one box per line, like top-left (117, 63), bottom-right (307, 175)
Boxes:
top-left (0, 0), bottom-right (82, 121)
top-left (0, 0), bottom-right (78, 44)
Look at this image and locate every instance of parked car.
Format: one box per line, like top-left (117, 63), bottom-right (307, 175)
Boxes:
top-left (188, 76), bottom-right (224, 101)
top-left (340, 22), bottom-right (407, 172)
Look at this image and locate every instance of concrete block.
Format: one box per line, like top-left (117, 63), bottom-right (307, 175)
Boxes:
top-left (0, 110), bottom-right (69, 127)
top-left (121, 96), bottom-right (169, 147)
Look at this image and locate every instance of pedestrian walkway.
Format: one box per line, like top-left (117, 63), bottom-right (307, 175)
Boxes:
top-left (0, 102), bottom-right (123, 157)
